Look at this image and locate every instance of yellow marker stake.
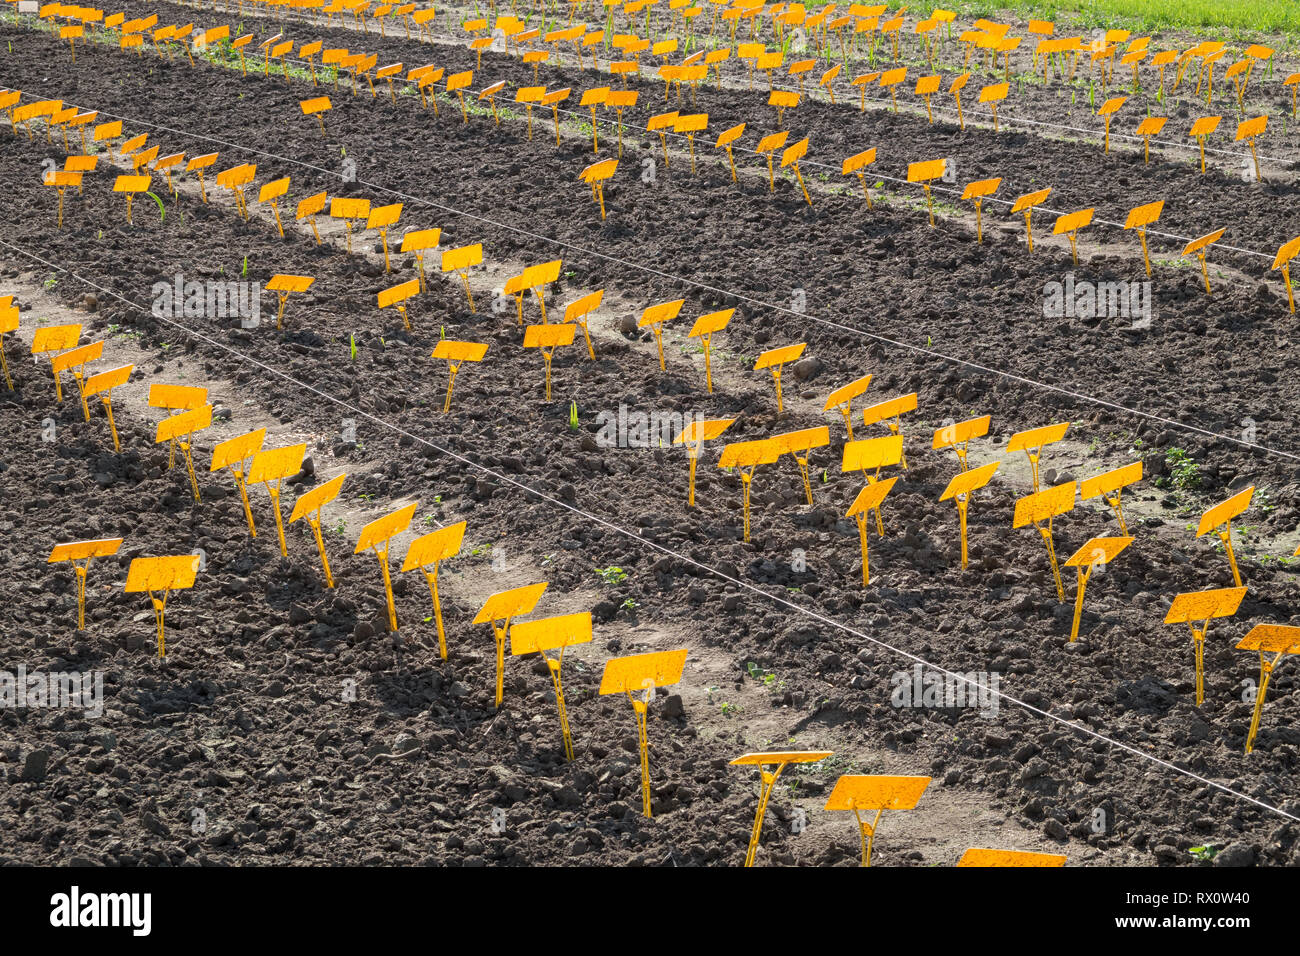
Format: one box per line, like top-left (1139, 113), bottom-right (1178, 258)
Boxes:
top-left (1011, 188), bottom-right (1052, 255)
top-left (113, 173), bottom-right (152, 225)
top-left (719, 439), bottom-right (783, 541)
top-left (861, 393), bottom-right (918, 470)
top-left (1012, 481), bottom-right (1078, 603)
top-left (1080, 460), bottom-right (1143, 535)
top-left (367, 203), bottom-right (403, 273)
top-left (330, 197), bottom-right (371, 254)
top-left (1096, 95), bottom-right (1126, 153)
top-left (378, 278), bottom-right (421, 333)
top-left (1236, 625), bottom-right (1300, 754)
top-left (1196, 486), bottom-right (1254, 588)
top-left (754, 343), bottom-right (806, 414)
top-left (523, 324), bottom-right (576, 401)
top-left (48, 538), bottom-right (125, 632)
top-left (880, 66), bottom-right (906, 111)
top-left (447, 70), bottom-right (474, 122)
top-left (511, 612), bottom-right (593, 759)
top-left (441, 244), bottom-right (484, 312)
top-left (515, 260), bottom-right (563, 324)
top-left (979, 81), bottom-right (1008, 131)
top-left (355, 502), bottom-right (418, 636)
top-left (515, 85), bottom-right (545, 138)
top-left (769, 89), bottom-right (798, 126)
top-left (1165, 587), bottom-right (1248, 706)
top-left (401, 519), bottom-right (466, 657)
top-left (1189, 115), bottom-right (1221, 174)
top-left (266, 275), bottom-right (315, 330)
top-left (958, 848), bottom-right (1067, 867)
top-left (1006, 422), bottom-right (1069, 494)
top-left (825, 774), bottom-right (930, 866)
top-left (301, 95), bottom-right (332, 137)
top-left (125, 555), bottom-right (202, 658)
top-left (210, 428), bottom-right (268, 538)
top-left (0, 305), bottom-right (16, 392)
top-left (478, 79), bottom-right (506, 124)
top-left (638, 299), bottom-right (686, 371)
top-left (932, 415), bottom-right (991, 474)
top-left (1135, 116), bottom-right (1168, 164)
top-left (148, 383), bottom-right (208, 470)
top-left (155, 404), bottom-right (213, 502)
top-left (580, 86), bottom-right (609, 152)
top-left (599, 649), bottom-right (688, 817)
top-left (606, 90), bottom-right (638, 158)
top-left (841, 435), bottom-right (903, 537)
top-left (962, 178), bottom-right (1001, 243)
top-left (1064, 536), bottom-right (1133, 642)
top-left (296, 191), bottom-right (328, 246)
top-left (730, 751), bottom-right (832, 866)
top-left (44, 170), bottom-right (81, 229)
top-left (543, 88), bottom-right (572, 147)
top-left (847, 477), bottom-right (898, 586)
top-left (1235, 115), bottom-right (1268, 184)
top-left (686, 308), bottom-right (733, 392)
top-left (152, 152), bottom-right (185, 199)
top-left (939, 460), bottom-right (1000, 570)
top-left (578, 157), bottom-right (619, 221)
top-left (780, 137), bottom-right (812, 206)
top-left (842, 148), bottom-right (877, 210)
top-left (51, 340), bottom-right (104, 422)
top-left (247, 444), bottom-right (307, 558)
top-left (916, 74), bottom-right (940, 122)
top-left (186, 153), bottom-right (218, 204)
top-left (215, 164), bottom-right (257, 222)
top-left (1124, 200), bottom-right (1164, 278)
top-left (950, 72), bottom-right (970, 129)
top-left (1182, 224), bottom-right (1229, 298)
top-left (432, 341), bottom-right (489, 412)
top-left (823, 373), bottom-right (873, 440)
top-left (1286, 73), bottom-right (1300, 119)
top-left (674, 112), bottom-right (708, 174)
top-left (674, 418), bottom-right (735, 508)
top-left (1053, 208), bottom-right (1095, 266)
top-left (756, 131), bottom-right (790, 192)
top-left (1272, 236), bottom-right (1300, 315)
top-left (564, 290), bottom-right (605, 361)
top-left (716, 123), bottom-right (745, 181)
top-left (773, 427), bottom-right (831, 506)
top-left (288, 473), bottom-right (346, 589)
top-left (474, 582), bottom-right (549, 708)
top-left (81, 364), bottom-right (134, 451)
top-left (401, 228), bottom-right (441, 292)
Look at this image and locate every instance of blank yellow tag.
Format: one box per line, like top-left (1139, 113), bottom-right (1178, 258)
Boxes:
top-left (124, 555), bottom-right (201, 657)
top-left (729, 750), bottom-right (833, 866)
top-left (958, 848), bottom-right (1066, 867)
top-left (432, 340), bottom-right (489, 412)
top-left (475, 581), bottom-right (549, 707)
top-left (1012, 480), bottom-right (1077, 602)
top-left (354, 501), bottom-right (419, 634)
top-left (1079, 460), bottom-right (1143, 535)
top-left (599, 648), bottom-right (688, 816)
top-left (1165, 585), bottom-right (1248, 704)
top-left (824, 774), bottom-right (930, 867)
top-left (48, 536), bottom-right (124, 631)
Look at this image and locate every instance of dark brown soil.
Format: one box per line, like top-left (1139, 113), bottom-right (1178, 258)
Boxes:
top-left (2, 11), bottom-right (1300, 868)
